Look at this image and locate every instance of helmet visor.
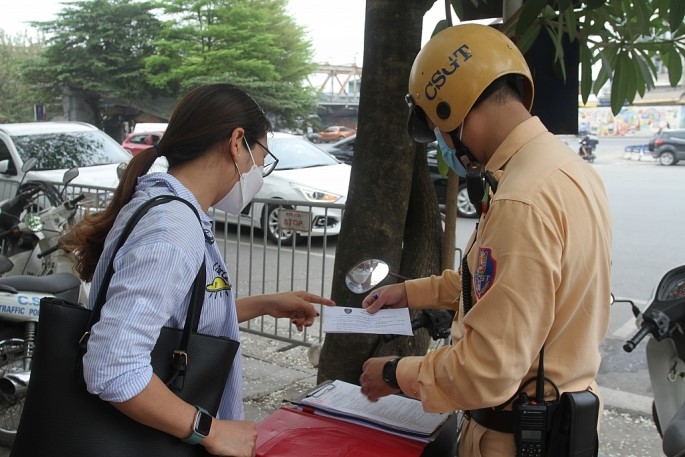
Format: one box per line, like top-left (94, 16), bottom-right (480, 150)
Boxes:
top-left (405, 94), bottom-right (436, 144)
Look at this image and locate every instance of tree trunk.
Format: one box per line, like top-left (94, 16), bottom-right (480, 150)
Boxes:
top-left (317, 0), bottom-right (443, 385)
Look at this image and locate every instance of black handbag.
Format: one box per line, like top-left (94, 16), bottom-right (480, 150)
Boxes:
top-left (11, 195), bottom-right (240, 457)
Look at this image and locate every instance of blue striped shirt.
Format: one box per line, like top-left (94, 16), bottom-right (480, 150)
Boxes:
top-left (83, 173), bottom-right (244, 420)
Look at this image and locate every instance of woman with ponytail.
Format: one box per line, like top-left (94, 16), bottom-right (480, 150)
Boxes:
top-left (62, 83), bottom-right (335, 457)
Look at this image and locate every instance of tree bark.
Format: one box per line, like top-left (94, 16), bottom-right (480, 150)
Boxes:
top-left (317, 0), bottom-right (443, 385)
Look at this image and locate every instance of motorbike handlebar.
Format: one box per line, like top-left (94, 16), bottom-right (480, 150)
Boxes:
top-left (623, 323), bottom-right (655, 353)
top-left (67, 194), bottom-right (86, 207)
top-left (37, 244), bottom-right (61, 259)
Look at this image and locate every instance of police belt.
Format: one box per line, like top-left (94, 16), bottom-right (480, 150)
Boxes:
top-left (464, 408), bottom-right (514, 434)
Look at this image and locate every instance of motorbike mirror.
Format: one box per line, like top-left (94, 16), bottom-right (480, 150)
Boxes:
top-left (117, 163), bottom-right (127, 180)
top-left (62, 167), bottom-right (79, 186)
top-left (345, 259), bottom-right (390, 294)
top-left (21, 158), bottom-right (37, 173)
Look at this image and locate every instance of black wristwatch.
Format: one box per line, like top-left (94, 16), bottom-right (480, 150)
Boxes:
top-left (382, 357), bottom-right (402, 390)
top-left (183, 405), bottom-right (213, 445)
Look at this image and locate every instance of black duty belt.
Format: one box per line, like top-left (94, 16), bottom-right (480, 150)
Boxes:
top-left (464, 408), bottom-right (514, 434)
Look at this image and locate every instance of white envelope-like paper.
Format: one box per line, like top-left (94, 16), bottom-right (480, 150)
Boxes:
top-left (322, 307), bottom-right (413, 336)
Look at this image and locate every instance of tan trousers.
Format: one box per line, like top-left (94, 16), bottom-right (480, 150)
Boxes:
top-left (458, 417), bottom-right (515, 457)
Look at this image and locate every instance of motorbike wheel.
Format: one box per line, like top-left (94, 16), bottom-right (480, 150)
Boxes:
top-left (0, 337), bottom-right (28, 447)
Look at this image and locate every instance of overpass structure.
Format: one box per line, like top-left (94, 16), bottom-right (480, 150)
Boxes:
top-left (305, 64), bottom-right (361, 126)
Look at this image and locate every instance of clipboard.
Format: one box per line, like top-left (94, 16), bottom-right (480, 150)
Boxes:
top-left (256, 406), bottom-right (426, 457)
top-left (289, 379), bottom-right (449, 441)
top-left (255, 381), bottom-right (460, 457)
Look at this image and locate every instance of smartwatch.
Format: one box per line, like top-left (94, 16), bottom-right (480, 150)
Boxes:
top-left (382, 357), bottom-right (402, 390)
top-left (183, 405), bottom-right (213, 445)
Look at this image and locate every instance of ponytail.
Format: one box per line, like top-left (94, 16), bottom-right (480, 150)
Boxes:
top-left (60, 147), bottom-right (157, 282)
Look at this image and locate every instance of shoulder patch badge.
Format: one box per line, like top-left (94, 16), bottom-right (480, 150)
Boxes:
top-left (474, 247), bottom-right (496, 299)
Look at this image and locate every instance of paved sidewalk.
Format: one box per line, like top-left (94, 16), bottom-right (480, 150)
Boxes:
top-left (240, 333), bottom-right (318, 422)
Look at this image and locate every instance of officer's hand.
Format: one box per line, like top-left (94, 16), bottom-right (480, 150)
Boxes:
top-left (362, 284), bottom-right (408, 314)
top-left (359, 356), bottom-right (400, 402)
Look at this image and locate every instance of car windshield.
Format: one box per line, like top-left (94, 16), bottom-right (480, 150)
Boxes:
top-left (11, 131), bottom-right (132, 170)
top-left (269, 137), bottom-right (339, 170)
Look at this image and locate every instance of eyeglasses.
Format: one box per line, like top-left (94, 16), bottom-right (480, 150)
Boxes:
top-left (253, 139), bottom-right (279, 177)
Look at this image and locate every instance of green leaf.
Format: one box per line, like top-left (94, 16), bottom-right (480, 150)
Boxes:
top-left (432, 19), bottom-right (452, 37)
top-left (579, 45), bottom-right (593, 103)
top-left (666, 48), bottom-right (684, 86)
top-left (516, 21), bottom-right (541, 55)
top-left (435, 143), bottom-right (448, 176)
top-left (558, 0), bottom-right (572, 12)
top-left (450, 0), bottom-right (464, 21)
top-left (516, 0), bottom-right (547, 37)
top-left (670, 0), bottom-right (685, 33)
top-left (585, 0), bottom-right (605, 10)
top-left (624, 54), bottom-right (637, 104)
top-left (564, 8), bottom-right (577, 43)
top-left (610, 52), bottom-right (629, 115)
top-left (635, 49), bottom-right (658, 90)
top-left (594, 63), bottom-right (610, 96)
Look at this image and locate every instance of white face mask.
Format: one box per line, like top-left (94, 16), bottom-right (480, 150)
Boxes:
top-left (213, 139), bottom-right (264, 216)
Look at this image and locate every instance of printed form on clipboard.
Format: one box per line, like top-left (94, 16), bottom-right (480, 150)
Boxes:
top-left (292, 380), bottom-right (450, 442)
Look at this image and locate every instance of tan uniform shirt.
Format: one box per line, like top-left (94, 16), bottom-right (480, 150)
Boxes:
top-left (396, 117), bottom-right (612, 456)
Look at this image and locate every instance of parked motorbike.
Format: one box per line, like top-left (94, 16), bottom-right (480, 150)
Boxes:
top-left (0, 162), bottom-right (85, 281)
top-left (0, 161), bottom-right (89, 446)
top-left (0, 267), bottom-right (83, 446)
top-left (614, 265), bottom-right (685, 457)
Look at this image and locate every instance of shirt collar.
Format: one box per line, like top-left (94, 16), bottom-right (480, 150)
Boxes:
top-left (137, 173), bottom-right (213, 229)
top-left (485, 116), bottom-right (548, 172)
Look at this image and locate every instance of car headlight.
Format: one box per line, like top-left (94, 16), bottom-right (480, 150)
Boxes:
top-left (291, 184), bottom-right (342, 203)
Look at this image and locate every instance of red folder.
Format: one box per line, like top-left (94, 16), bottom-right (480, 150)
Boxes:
top-left (256, 406), bottom-right (426, 457)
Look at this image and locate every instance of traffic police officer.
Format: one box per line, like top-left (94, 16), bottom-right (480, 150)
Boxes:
top-left (359, 24), bottom-right (612, 457)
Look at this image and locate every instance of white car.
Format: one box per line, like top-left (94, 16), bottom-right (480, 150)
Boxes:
top-left (225, 132), bottom-right (350, 244)
top-left (0, 121), bottom-right (131, 208)
top-left (0, 124), bottom-right (350, 245)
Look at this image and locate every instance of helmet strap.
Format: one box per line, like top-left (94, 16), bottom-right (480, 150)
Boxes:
top-left (448, 125), bottom-right (477, 166)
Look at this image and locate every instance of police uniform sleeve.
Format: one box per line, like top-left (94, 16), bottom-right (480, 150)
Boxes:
top-left (407, 200), bottom-right (561, 412)
top-left (404, 269), bottom-right (462, 310)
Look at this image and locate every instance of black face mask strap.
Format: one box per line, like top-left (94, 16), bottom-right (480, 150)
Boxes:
top-left (448, 128), bottom-right (477, 166)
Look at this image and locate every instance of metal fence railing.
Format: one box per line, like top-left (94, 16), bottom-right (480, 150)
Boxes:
top-left (3, 177), bottom-right (342, 347)
top-left (3, 177), bottom-right (463, 348)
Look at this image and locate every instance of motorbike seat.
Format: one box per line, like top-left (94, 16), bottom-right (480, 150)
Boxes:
top-left (0, 273), bottom-right (82, 304)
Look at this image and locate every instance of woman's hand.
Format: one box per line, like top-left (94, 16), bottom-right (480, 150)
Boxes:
top-left (203, 419), bottom-right (257, 457)
top-left (263, 291), bottom-right (335, 331)
top-left (361, 283), bottom-right (408, 313)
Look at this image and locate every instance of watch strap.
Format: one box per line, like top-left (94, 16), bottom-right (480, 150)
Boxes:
top-left (183, 405), bottom-right (211, 445)
top-left (382, 357), bottom-right (401, 390)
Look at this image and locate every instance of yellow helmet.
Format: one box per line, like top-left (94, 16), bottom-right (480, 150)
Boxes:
top-left (406, 23), bottom-right (534, 143)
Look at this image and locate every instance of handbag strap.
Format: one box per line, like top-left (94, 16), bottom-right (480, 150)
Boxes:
top-left (82, 195), bottom-right (207, 390)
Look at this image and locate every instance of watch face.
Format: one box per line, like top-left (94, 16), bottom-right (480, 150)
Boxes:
top-left (197, 412), bottom-right (213, 436)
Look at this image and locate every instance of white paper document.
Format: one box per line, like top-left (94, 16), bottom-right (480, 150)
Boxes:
top-left (296, 380), bottom-right (449, 442)
top-left (322, 306), bottom-right (413, 336)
